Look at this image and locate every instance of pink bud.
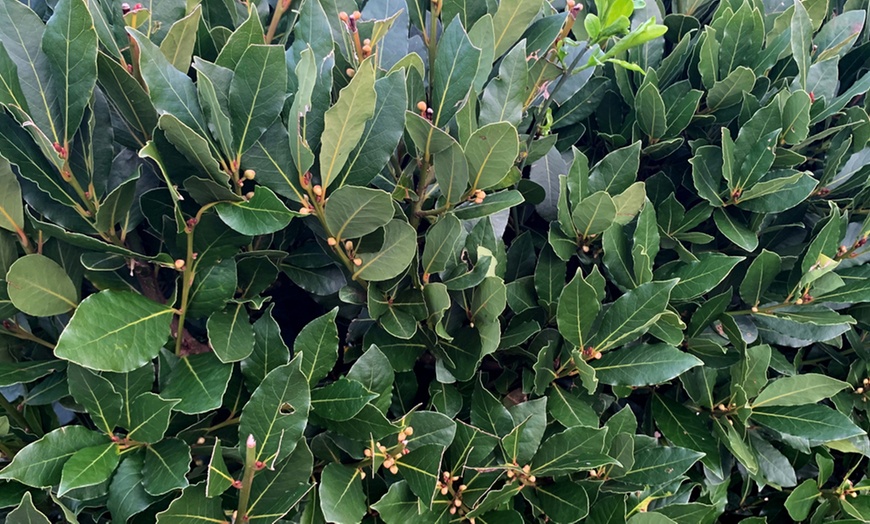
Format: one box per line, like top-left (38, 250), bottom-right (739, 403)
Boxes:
top-left (246, 434), bottom-right (256, 448)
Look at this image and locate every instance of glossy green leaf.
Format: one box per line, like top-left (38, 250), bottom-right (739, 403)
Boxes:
top-left (143, 438), bottom-right (190, 496)
top-left (67, 364), bottom-right (122, 435)
top-left (216, 186), bottom-right (296, 235)
top-left (593, 344), bottom-right (703, 386)
top-left (296, 307), bottom-right (338, 386)
top-left (7, 493), bottom-right (50, 524)
top-left (0, 426), bottom-right (106, 487)
top-left (55, 290), bottom-right (173, 373)
top-left (590, 279), bottom-right (678, 351)
top-left (160, 352), bottom-right (232, 414)
top-left (354, 220), bottom-right (416, 281)
top-left (752, 374), bottom-right (851, 408)
top-left (58, 443), bottom-right (119, 496)
top-left (557, 269), bottom-right (600, 349)
top-left (324, 186), bottom-right (394, 240)
top-left (239, 359), bottom-right (311, 464)
top-left (465, 122), bottom-right (520, 191)
top-left (739, 249), bottom-right (781, 307)
top-left (320, 59), bottom-right (376, 189)
top-left (206, 303), bottom-right (254, 363)
top-left (229, 44), bottom-right (286, 156)
top-left (319, 463), bottom-right (366, 524)
top-left (751, 405), bottom-right (865, 442)
top-left (155, 483), bottom-right (224, 524)
top-left (126, 393), bottom-right (179, 443)
top-left (432, 17), bottom-right (481, 127)
top-left (531, 426), bottom-right (614, 475)
top-left (159, 6), bottom-right (200, 73)
top-left (491, 0), bottom-right (543, 57)
top-left (311, 377), bottom-right (377, 421)
top-left (6, 254), bottom-right (77, 316)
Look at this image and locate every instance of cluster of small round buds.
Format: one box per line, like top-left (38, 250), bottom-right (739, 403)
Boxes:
top-left (470, 190), bottom-right (486, 204)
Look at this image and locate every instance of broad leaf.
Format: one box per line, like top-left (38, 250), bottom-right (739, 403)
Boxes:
top-left (55, 290), bottom-right (173, 373)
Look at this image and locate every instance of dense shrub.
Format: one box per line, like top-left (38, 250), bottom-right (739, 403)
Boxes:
top-left (1, 0), bottom-right (870, 521)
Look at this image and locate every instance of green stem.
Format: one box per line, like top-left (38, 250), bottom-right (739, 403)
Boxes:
top-left (236, 436), bottom-right (258, 522)
top-left (426, 1), bottom-right (439, 100)
top-left (409, 161), bottom-right (435, 228)
top-left (265, 0), bottom-right (292, 43)
top-left (308, 190), bottom-right (369, 289)
top-left (519, 44), bottom-right (590, 172)
top-left (174, 229), bottom-right (196, 356)
top-left (0, 393), bottom-right (37, 436)
top-left (0, 324), bottom-right (55, 349)
top-left (206, 416), bottom-right (241, 434)
top-left (173, 203), bottom-right (217, 356)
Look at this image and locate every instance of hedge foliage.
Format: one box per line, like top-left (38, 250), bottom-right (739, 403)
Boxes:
top-left (0, 0), bottom-right (870, 521)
